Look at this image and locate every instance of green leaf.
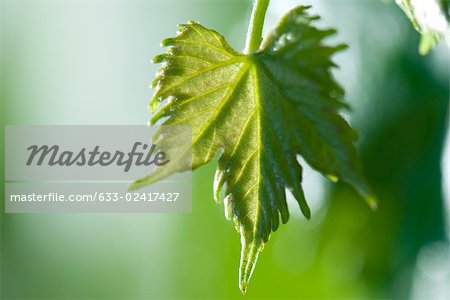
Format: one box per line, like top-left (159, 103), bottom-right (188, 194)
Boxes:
top-left (132, 6), bottom-right (375, 293)
top-left (396, 0), bottom-right (450, 55)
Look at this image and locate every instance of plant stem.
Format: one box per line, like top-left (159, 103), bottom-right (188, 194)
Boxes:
top-left (244, 0), bottom-right (270, 54)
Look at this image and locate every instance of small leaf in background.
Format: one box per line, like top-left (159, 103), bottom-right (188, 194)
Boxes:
top-left (396, 0), bottom-right (450, 55)
top-left (134, 6), bottom-right (375, 293)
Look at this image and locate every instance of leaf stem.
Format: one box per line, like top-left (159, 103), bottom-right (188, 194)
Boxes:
top-left (245, 0), bottom-right (270, 53)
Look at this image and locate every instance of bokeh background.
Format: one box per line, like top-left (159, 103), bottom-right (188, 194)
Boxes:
top-left (1, 0), bottom-right (449, 299)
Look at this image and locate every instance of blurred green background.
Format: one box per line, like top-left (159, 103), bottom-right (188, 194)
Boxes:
top-left (1, 0), bottom-right (449, 299)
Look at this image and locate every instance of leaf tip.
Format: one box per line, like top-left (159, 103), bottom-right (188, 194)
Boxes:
top-left (326, 174), bottom-right (339, 183)
top-left (161, 37), bottom-right (176, 47)
top-left (366, 195), bottom-right (378, 211)
top-left (337, 43), bottom-right (349, 52)
top-left (127, 182), bottom-right (139, 191)
top-left (129, 177), bottom-right (158, 191)
top-left (239, 282), bottom-right (247, 295)
top-left (238, 236), bottom-right (263, 295)
top-left (297, 195), bottom-right (311, 220)
top-left (304, 207), bottom-right (311, 220)
top-left (152, 54), bottom-right (167, 64)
